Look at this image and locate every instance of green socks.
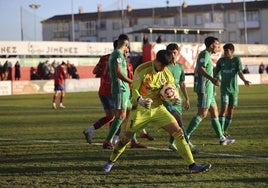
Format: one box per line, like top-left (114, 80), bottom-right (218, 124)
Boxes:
top-left (186, 115), bottom-right (202, 137)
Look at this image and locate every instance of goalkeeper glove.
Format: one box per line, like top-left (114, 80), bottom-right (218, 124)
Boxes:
top-left (172, 96), bottom-right (180, 105)
top-left (138, 97), bottom-right (153, 109)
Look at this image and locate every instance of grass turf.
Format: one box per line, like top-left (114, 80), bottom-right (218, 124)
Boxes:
top-left (0, 84), bottom-right (267, 187)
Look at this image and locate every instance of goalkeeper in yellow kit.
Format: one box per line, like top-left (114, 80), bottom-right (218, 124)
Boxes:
top-left (103, 50), bottom-right (212, 173)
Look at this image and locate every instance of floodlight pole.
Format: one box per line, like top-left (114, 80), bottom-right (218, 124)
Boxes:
top-left (29, 4), bottom-right (41, 41)
top-left (179, 1), bottom-right (187, 43)
top-left (71, 0), bottom-right (75, 41)
top-left (243, 0), bottom-right (248, 44)
top-left (20, 6), bottom-right (24, 41)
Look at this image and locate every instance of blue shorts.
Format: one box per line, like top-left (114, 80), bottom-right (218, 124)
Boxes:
top-left (99, 95), bottom-right (115, 110)
top-left (54, 84), bottom-right (64, 91)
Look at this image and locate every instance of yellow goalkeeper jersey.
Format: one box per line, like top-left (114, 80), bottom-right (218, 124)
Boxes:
top-left (132, 61), bottom-right (175, 107)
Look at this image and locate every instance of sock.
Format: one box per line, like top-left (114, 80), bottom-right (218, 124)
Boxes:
top-left (60, 95), bottom-right (64, 103)
top-left (87, 126), bottom-right (95, 132)
top-left (52, 95), bottom-right (56, 103)
top-left (224, 118), bottom-right (232, 132)
top-left (186, 115), bottom-right (202, 136)
top-left (93, 117), bottom-right (112, 130)
top-left (172, 130), bottom-right (195, 165)
top-left (175, 115), bottom-right (190, 143)
top-left (169, 129), bottom-right (188, 145)
top-left (110, 135), bottom-right (131, 162)
top-left (115, 126), bottom-right (121, 136)
top-left (211, 117), bottom-right (224, 138)
top-left (169, 136), bottom-right (175, 145)
top-left (105, 118), bottom-right (123, 143)
top-left (219, 116), bottom-right (226, 131)
top-left (180, 125), bottom-right (190, 143)
top-left (131, 133), bottom-right (138, 143)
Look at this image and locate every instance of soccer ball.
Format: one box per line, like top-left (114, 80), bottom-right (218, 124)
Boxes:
top-left (159, 84), bottom-right (176, 101)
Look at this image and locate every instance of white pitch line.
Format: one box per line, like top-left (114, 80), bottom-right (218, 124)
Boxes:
top-left (1, 138), bottom-right (267, 160)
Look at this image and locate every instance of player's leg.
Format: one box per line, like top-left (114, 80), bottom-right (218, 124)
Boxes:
top-left (209, 102), bottom-right (235, 145)
top-left (163, 122), bottom-right (211, 173)
top-left (103, 131), bottom-right (133, 172)
top-left (224, 93), bottom-right (237, 135)
top-left (168, 112), bottom-right (186, 151)
top-left (224, 105), bottom-right (234, 133)
top-left (103, 91), bottom-right (129, 149)
top-left (103, 109), bottom-right (127, 148)
top-left (219, 92), bottom-right (229, 131)
top-left (209, 104), bottom-right (224, 138)
top-left (186, 107), bottom-right (208, 138)
top-left (186, 93), bottom-right (209, 139)
top-left (52, 90), bottom-right (59, 109)
top-left (59, 90), bottom-right (65, 108)
top-left (84, 95), bottom-right (115, 144)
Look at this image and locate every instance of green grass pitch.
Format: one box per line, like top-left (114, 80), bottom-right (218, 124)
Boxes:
top-left (0, 84), bottom-right (267, 187)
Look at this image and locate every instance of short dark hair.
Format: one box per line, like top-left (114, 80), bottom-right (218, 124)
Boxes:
top-left (223, 43), bottom-right (235, 51)
top-left (204, 36), bottom-right (219, 48)
top-left (156, 50), bottom-right (172, 66)
top-left (166, 43), bottom-right (179, 51)
top-left (117, 34), bottom-right (129, 47)
top-left (113, 40), bottom-right (118, 49)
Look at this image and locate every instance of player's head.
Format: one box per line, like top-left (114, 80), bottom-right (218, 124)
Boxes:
top-left (117, 34), bottom-right (129, 48)
top-left (113, 40), bottom-right (118, 49)
top-left (204, 36), bottom-right (220, 54)
top-left (223, 43), bottom-right (235, 52)
top-left (223, 43), bottom-right (235, 59)
top-left (166, 43), bottom-right (180, 63)
top-left (155, 50), bottom-right (172, 71)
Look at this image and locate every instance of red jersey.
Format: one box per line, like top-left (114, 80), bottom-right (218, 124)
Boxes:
top-left (54, 65), bottom-right (66, 85)
top-left (95, 54), bottom-right (111, 96)
top-left (127, 60), bottom-right (134, 89)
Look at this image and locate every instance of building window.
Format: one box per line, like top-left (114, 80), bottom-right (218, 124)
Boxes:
top-left (195, 15), bottom-right (202, 25)
top-left (112, 22), bottom-right (120, 30)
top-left (229, 32), bottom-right (236, 42)
top-left (240, 10), bottom-right (259, 22)
top-left (80, 21), bottom-right (96, 36)
top-left (229, 12), bottom-right (236, 23)
top-left (247, 11), bottom-right (259, 21)
top-left (100, 21), bottom-right (106, 30)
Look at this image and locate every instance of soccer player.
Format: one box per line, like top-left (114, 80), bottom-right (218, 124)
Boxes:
top-left (186, 36), bottom-right (235, 145)
top-left (102, 50), bottom-right (212, 173)
top-left (83, 40), bottom-right (117, 144)
top-left (52, 61), bottom-right (67, 109)
top-left (111, 46), bottom-right (147, 148)
top-left (102, 34), bottom-right (138, 149)
top-left (165, 43), bottom-right (193, 152)
top-left (214, 43), bottom-right (251, 136)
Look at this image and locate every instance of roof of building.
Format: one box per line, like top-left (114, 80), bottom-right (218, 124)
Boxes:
top-left (42, 1), bottom-right (268, 23)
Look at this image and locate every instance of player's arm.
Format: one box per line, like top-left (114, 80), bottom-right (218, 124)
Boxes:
top-left (238, 71), bottom-right (251, 87)
top-left (131, 69), bottom-right (152, 109)
top-left (179, 81), bottom-right (190, 110)
top-left (214, 59), bottom-right (221, 79)
top-left (93, 61), bottom-right (101, 75)
top-left (131, 70), bottom-right (143, 105)
top-left (237, 56), bottom-right (251, 87)
top-left (197, 66), bottom-right (220, 87)
top-left (115, 63), bottom-right (132, 84)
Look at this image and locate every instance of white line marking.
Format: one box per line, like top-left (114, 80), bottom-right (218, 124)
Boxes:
top-left (1, 138), bottom-right (267, 160)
